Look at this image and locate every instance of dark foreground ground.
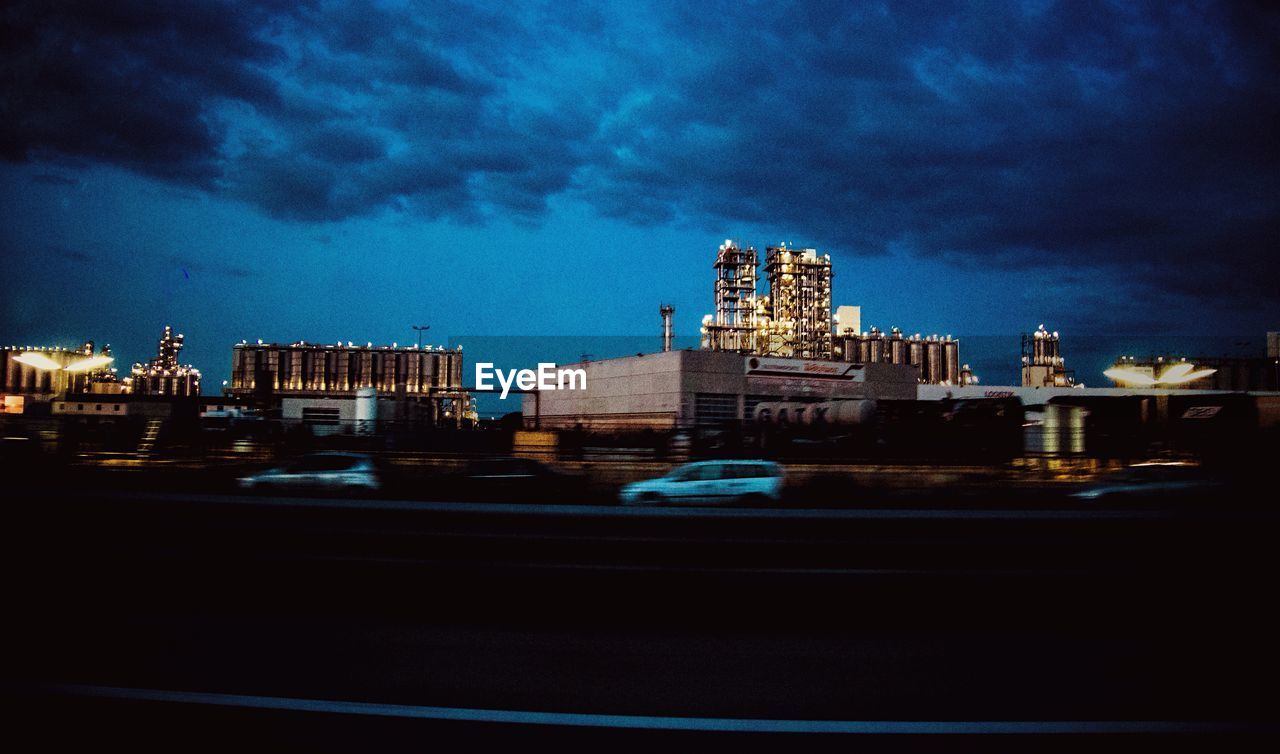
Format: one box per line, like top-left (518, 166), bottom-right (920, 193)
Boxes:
top-left (4, 485), bottom-right (1279, 751)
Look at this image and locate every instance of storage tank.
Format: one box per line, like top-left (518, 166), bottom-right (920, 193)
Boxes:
top-left (942, 337), bottom-right (960, 385)
top-left (452, 350), bottom-right (464, 386)
top-left (888, 327), bottom-right (906, 365)
top-left (355, 387), bottom-right (377, 435)
top-left (868, 327), bottom-right (885, 363)
top-left (1030, 324), bottom-right (1060, 366)
top-left (753, 399), bottom-right (876, 427)
top-left (924, 337), bottom-right (942, 384)
top-left (908, 335), bottom-right (924, 371)
top-left (837, 335), bottom-right (856, 363)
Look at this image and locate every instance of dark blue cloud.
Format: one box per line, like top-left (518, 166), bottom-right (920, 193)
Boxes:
top-left (29, 172), bottom-right (80, 186)
top-left (2, 0), bottom-right (1277, 310)
top-left (299, 123), bottom-right (386, 163)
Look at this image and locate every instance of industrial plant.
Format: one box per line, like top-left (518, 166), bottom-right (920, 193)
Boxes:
top-left (517, 238), bottom-right (1278, 457)
top-left (1021, 325), bottom-right (1074, 388)
top-left (1105, 350), bottom-right (1278, 392)
top-left (1, 340), bottom-right (120, 411)
top-left (228, 339), bottom-right (474, 428)
top-left (126, 326), bottom-right (202, 397)
top-left (701, 240), bottom-right (836, 359)
top-left (0, 237), bottom-right (1277, 462)
top-left (700, 239), bottom-right (971, 385)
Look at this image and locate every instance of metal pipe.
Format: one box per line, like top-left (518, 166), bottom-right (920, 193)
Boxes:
top-left (660, 304), bottom-right (675, 352)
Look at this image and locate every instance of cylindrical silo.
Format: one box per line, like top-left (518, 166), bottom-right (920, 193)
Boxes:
top-left (924, 337), bottom-right (942, 384)
top-left (942, 337), bottom-right (960, 385)
top-left (868, 327), bottom-right (884, 363)
top-left (355, 387), bottom-right (377, 435)
top-left (888, 328), bottom-right (905, 365)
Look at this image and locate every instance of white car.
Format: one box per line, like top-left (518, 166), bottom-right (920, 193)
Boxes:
top-left (238, 452), bottom-right (381, 492)
top-left (618, 460), bottom-right (784, 506)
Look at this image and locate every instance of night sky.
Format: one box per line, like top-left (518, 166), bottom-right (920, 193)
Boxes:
top-left (2, 1), bottom-right (1277, 387)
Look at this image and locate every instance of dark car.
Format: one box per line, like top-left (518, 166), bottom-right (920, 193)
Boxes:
top-left (441, 457), bottom-right (588, 503)
top-left (1069, 463), bottom-right (1231, 507)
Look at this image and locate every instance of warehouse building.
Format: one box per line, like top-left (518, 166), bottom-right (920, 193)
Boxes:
top-left (226, 340), bottom-right (473, 428)
top-left (522, 349), bottom-right (917, 430)
top-left (1, 341), bottom-right (122, 413)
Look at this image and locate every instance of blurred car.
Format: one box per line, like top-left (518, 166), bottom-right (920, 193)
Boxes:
top-left (440, 457), bottom-right (587, 502)
top-left (1069, 462), bottom-right (1229, 506)
top-left (238, 451), bottom-right (381, 492)
top-left (619, 460), bottom-right (784, 506)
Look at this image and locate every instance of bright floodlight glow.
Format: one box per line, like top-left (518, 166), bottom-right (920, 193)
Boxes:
top-left (1106, 364), bottom-right (1218, 386)
top-left (13, 352), bottom-right (62, 371)
top-left (1104, 367), bottom-right (1158, 387)
top-left (1158, 362), bottom-right (1194, 383)
top-left (1169, 368), bottom-right (1217, 384)
top-left (64, 355), bottom-right (114, 373)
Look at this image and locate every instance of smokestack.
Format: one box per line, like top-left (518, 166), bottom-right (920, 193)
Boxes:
top-left (660, 304), bottom-right (675, 352)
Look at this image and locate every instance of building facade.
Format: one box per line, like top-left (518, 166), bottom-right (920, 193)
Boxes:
top-left (522, 349), bottom-right (918, 430)
top-left (1, 341), bottom-right (121, 411)
top-left (227, 340), bottom-right (472, 427)
top-left (1106, 355), bottom-right (1278, 392)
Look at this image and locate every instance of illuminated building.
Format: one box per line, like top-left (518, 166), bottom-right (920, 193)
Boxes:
top-left (834, 306), bottom-right (860, 339)
top-left (700, 238), bottom-right (963, 384)
top-left (703, 239), bottom-right (834, 357)
top-left (763, 244), bottom-right (833, 359)
top-left (701, 240), bottom-right (762, 354)
top-left (523, 350), bottom-right (917, 430)
top-left (1106, 354), bottom-right (1277, 391)
top-left (835, 329), bottom-right (966, 386)
top-left (1, 341), bottom-right (121, 410)
top-left (227, 339), bottom-right (473, 428)
top-left (127, 325), bottom-right (201, 397)
top-left (1021, 325), bottom-right (1074, 388)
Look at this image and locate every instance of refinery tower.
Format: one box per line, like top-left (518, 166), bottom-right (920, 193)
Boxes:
top-left (701, 240), bottom-right (833, 359)
top-left (700, 238), bottom-right (968, 385)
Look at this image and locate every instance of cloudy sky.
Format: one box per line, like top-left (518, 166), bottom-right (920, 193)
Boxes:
top-left (2, 0), bottom-right (1276, 384)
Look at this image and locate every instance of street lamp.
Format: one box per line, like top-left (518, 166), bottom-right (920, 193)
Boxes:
top-left (412, 325), bottom-right (430, 349)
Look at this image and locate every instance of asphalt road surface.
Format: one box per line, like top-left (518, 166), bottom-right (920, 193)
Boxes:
top-left (6, 491), bottom-right (1279, 749)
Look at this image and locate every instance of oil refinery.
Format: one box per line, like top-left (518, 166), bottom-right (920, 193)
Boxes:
top-left (700, 239), bottom-right (971, 385)
top-left (1, 237), bottom-right (1277, 459)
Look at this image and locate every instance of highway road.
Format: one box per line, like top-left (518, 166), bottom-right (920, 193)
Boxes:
top-left (5, 491), bottom-right (1279, 749)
